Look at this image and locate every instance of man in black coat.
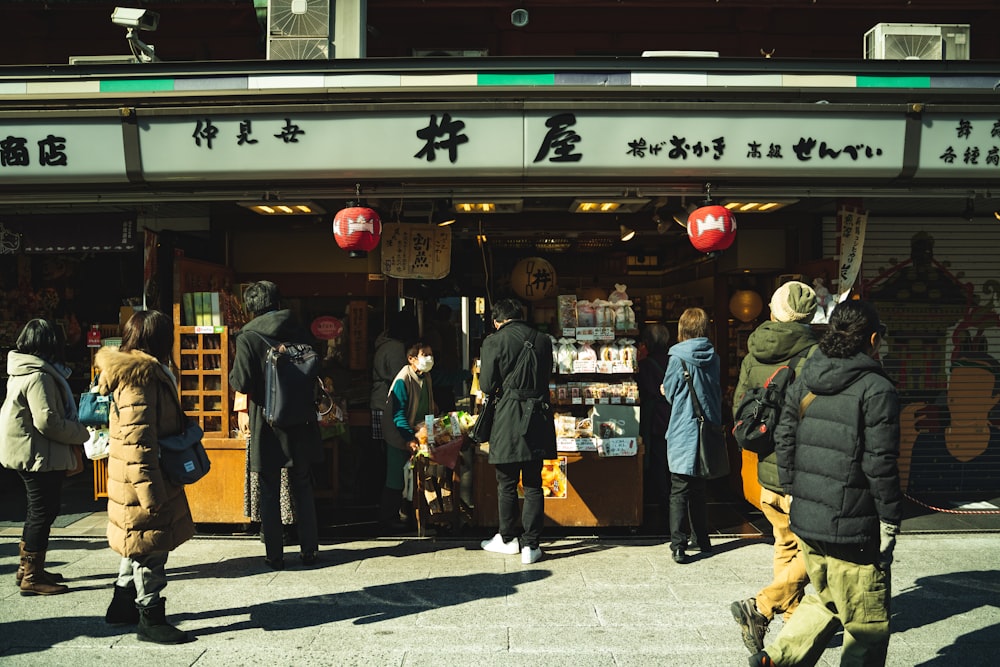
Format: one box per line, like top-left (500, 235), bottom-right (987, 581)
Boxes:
top-left (229, 281), bottom-right (323, 570)
top-left (478, 298), bottom-right (556, 565)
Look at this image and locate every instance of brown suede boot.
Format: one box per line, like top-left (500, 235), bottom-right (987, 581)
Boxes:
top-left (15, 541), bottom-right (64, 587)
top-left (20, 550), bottom-right (69, 596)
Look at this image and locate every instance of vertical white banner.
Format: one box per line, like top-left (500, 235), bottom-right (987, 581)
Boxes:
top-left (836, 207), bottom-right (868, 301)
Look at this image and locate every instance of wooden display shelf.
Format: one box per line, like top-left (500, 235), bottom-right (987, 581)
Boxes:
top-left (174, 325), bottom-right (231, 437)
top-left (472, 443), bottom-right (644, 528)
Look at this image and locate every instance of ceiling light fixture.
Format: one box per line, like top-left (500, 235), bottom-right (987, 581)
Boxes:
top-left (238, 201), bottom-right (325, 215)
top-left (429, 200), bottom-right (457, 226)
top-left (572, 198), bottom-right (649, 213)
top-left (620, 225), bottom-right (636, 242)
top-left (722, 199), bottom-right (798, 213)
top-left (453, 199), bottom-right (523, 214)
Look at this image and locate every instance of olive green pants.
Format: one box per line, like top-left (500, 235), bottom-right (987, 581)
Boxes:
top-left (765, 538), bottom-right (890, 667)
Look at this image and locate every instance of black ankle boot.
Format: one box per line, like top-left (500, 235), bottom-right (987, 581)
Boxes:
top-left (137, 598), bottom-right (191, 644)
top-left (105, 582), bottom-right (140, 625)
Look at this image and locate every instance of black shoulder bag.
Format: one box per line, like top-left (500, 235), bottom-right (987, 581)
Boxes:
top-left (469, 329), bottom-right (539, 444)
top-left (681, 360), bottom-right (730, 479)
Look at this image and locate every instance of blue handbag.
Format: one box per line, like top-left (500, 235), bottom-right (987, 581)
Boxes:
top-left (78, 376), bottom-right (111, 427)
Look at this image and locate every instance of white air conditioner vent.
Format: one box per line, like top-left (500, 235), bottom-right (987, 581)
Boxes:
top-left (267, 37), bottom-right (330, 60)
top-left (412, 49), bottom-right (488, 57)
top-left (268, 0), bottom-right (330, 37)
top-left (266, 0), bottom-right (331, 60)
top-left (864, 23), bottom-right (970, 61)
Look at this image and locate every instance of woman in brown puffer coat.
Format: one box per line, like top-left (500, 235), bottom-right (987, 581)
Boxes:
top-left (95, 310), bottom-right (195, 645)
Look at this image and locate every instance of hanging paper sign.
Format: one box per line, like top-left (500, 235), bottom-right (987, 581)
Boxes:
top-left (836, 207), bottom-right (868, 298)
top-left (380, 223), bottom-right (452, 279)
top-left (348, 300), bottom-right (367, 370)
top-left (311, 316), bottom-right (343, 340)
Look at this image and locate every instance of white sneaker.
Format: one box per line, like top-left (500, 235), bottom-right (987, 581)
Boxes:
top-left (521, 546), bottom-right (543, 564)
top-left (481, 533), bottom-right (519, 555)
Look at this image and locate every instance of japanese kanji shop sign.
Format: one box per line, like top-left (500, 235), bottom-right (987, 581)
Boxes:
top-left (0, 118), bottom-right (128, 183)
top-left (380, 223), bottom-right (452, 279)
top-left (136, 111), bottom-right (906, 180)
top-left (10, 108), bottom-right (1000, 183)
top-left (915, 114), bottom-right (1000, 178)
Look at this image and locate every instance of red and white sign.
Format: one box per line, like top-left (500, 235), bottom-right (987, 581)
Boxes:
top-left (311, 316), bottom-right (344, 340)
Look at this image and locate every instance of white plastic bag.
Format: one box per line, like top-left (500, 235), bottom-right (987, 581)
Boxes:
top-left (83, 426), bottom-right (110, 460)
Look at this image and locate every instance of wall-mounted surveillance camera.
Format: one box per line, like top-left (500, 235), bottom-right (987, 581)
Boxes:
top-left (511, 8), bottom-right (529, 28)
top-left (111, 7), bottom-right (159, 31)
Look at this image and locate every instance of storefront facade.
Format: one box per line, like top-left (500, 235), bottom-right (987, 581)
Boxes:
top-left (2, 54), bottom-right (999, 523)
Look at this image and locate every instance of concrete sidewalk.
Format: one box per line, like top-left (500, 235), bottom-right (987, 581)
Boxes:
top-left (1, 532), bottom-right (997, 666)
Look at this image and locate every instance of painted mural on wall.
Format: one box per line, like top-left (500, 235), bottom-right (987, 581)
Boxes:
top-left (863, 230), bottom-right (1000, 502)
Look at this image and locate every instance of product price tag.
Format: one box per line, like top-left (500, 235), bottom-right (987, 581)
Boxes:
top-left (557, 437), bottom-right (596, 452)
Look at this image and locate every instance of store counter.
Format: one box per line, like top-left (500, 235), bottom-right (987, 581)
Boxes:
top-left (472, 442), bottom-right (644, 528)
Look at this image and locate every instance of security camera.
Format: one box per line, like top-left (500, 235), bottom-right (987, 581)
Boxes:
top-left (111, 7), bottom-right (159, 31)
top-left (511, 8), bottom-right (529, 28)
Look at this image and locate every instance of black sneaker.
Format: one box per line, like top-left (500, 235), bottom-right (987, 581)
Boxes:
top-left (748, 650), bottom-right (776, 667)
top-left (731, 598), bottom-right (769, 654)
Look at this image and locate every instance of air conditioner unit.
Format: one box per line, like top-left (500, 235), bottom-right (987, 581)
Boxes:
top-left (267, 0), bottom-right (332, 60)
top-left (412, 49), bottom-right (488, 57)
top-left (864, 23), bottom-right (970, 61)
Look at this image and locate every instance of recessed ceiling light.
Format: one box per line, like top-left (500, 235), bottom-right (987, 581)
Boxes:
top-left (722, 199), bottom-right (797, 213)
top-left (238, 201), bottom-right (325, 215)
top-left (571, 198), bottom-right (649, 213)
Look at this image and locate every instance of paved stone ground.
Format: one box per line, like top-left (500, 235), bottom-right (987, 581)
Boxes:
top-left (1, 533), bottom-right (997, 666)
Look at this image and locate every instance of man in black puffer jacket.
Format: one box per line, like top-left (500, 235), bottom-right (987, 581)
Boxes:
top-left (752, 300), bottom-right (902, 667)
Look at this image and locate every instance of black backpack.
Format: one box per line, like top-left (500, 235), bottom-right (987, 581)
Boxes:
top-left (247, 331), bottom-right (323, 428)
top-left (731, 348), bottom-right (810, 457)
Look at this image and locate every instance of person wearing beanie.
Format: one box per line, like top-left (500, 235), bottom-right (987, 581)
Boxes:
top-left (729, 281), bottom-right (819, 655)
top-left (769, 281), bottom-right (818, 324)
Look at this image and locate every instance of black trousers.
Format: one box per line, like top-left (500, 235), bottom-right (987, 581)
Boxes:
top-left (17, 469), bottom-right (65, 553)
top-left (259, 461), bottom-right (318, 561)
top-left (669, 472), bottom-right (709, 552)
top-left (495, 458), bottom-right (544, 550)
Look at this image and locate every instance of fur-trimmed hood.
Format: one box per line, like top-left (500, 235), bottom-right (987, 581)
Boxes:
top-left (94, 346), bottom-right (163, 396)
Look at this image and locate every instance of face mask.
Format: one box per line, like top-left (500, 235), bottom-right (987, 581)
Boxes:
top-left (416, 355), bottom-right (435, 373)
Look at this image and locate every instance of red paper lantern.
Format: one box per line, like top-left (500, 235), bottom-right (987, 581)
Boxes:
top-left (333, 206), bottom-right (382, 258)
top-left (687, 205), bottom-right (737, 253)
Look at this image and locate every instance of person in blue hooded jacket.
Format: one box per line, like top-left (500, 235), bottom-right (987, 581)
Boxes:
top-left (661, 307), bottom-right (722, 564)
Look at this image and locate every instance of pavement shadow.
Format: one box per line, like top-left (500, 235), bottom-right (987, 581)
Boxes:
top-left (166, 539), bottom-right (454, 580)
top-left (0, 537), bottom-right (113, 582)
top-left (892, 569), bottom-right (1000, 666)
top-left (179, 569), bottom-right (551, 635)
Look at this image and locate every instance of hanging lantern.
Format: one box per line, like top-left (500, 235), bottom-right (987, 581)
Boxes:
top-left (729, 289), bottom-right (764, 323)
top-left (687, 205), bottom-right (736, 253)
top-left (510, 256), bottom-right (558, 301)
top-left (333, 205), bottom-right (382, 258)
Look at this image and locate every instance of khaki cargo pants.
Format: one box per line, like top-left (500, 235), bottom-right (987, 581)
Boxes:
top-left (764, 537), bottom-right (890, 667)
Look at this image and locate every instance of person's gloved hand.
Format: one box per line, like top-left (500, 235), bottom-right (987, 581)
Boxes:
top-left (878, 521), bottom-right (900, 570)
